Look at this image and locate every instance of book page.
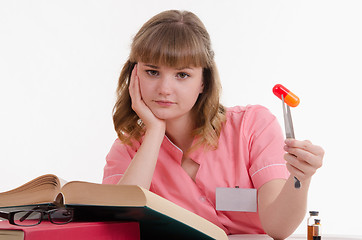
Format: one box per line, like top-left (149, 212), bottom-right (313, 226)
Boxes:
top-left (0, 230), bottom-right (24, 240)
top-left (0, 174), bottom-right (61, 207)
top-left (57, 177), bottom-right (68, 188)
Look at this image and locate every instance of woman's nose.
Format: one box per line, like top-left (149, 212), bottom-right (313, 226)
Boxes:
top-left (157, 77), bottom-right (172, 95)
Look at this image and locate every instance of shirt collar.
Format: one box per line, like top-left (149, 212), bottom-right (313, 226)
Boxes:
top-left (162, 135), bottom-right (206, 165)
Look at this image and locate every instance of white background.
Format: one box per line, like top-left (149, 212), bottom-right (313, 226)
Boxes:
top-left (1, 0), bottom-right (361, 236)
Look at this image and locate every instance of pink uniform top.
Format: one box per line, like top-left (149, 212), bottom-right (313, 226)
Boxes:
top-left (102, 105), bottom-right (290, 235)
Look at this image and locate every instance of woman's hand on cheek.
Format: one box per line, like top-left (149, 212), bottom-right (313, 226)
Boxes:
top-left (129, 64), bottom-right (166, 132)
top-left (283, 139), bottom-right (324, 182)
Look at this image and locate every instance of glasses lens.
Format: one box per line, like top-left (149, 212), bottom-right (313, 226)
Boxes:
top-left (13, 211), bottom-right (41, 226)
top-left (50, 209), bottom-right (73, 224)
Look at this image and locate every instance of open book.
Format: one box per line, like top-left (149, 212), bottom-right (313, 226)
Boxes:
top-left (0, 174), bottom-right (228, 240)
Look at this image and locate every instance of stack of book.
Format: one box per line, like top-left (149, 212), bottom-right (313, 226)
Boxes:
top-left (0, 174), bottom-right (228, 240)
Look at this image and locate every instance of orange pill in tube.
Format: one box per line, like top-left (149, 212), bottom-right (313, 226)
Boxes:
top-left (272, 84), bottom-right (300, 107)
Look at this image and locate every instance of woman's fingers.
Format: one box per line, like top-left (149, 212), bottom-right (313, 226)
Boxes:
top-left (284, 139), bottom-right (324, 180)
top-left (285, 162), bottom-right (305, 180)
top-left (284, 152), bottom-right (317, 179)
top-left (128, 64), bottom-right (166, 132)
top-left (285, 139), bottom-right (325, 159)
top-left (129, 64), bottom-right (147, 112)
top-left (129, 64), bottom-right (141, 105)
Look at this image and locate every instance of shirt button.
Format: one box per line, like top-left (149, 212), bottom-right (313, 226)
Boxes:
top-left (199, 196), bottom-right (206, 202)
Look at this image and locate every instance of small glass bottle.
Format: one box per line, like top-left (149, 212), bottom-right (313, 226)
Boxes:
top-left (313, 219), bottom-right (321, 240)
top-left (307, 211), bottom-right (319, 240)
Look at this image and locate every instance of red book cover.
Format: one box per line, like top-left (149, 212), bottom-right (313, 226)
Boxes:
top-left (0, 220), bottom-right (140, 240)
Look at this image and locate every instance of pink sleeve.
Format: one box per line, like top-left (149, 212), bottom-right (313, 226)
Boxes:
top-left (243, 105), bottom-right (290, 189)
top-left (102, 139), bottom-right (138, 185)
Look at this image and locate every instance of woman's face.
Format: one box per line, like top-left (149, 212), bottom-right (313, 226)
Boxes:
top-left (137, 62), bottom-right (204, 122)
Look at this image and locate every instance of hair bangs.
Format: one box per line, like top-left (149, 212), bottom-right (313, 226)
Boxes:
top-left (131, 23), bottom-right (210, 68)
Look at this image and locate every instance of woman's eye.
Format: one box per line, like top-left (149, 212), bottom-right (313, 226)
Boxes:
top-left (177, 72), bottom-right (190, 79)
top-left (146, 70), bottom-right (159, 76)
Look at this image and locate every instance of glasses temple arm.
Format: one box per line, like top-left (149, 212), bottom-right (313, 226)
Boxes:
top-left (19, 206), bottom-right (42, 222)
top-left (0, 211), bottom-right (10, 220)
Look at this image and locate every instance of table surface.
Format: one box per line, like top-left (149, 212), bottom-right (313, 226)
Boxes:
top-left (228, 234), bottom-right (362, 240)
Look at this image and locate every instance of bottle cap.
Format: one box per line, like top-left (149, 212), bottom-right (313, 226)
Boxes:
top-left (309, 211), bottom-right (319, 216)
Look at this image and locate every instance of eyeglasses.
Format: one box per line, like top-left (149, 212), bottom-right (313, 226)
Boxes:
top-left (0, 206), bottom-right (74, 226)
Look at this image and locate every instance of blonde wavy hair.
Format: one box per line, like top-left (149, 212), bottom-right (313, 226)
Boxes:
top-left (113, 10), bottom-right (226, 151)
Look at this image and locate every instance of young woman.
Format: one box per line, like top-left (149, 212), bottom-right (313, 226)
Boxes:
top-left (102, 10), bottom-right (324, 239)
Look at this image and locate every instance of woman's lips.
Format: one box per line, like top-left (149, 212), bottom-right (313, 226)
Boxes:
top-left (155, 100), bottom-right (175, 107)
